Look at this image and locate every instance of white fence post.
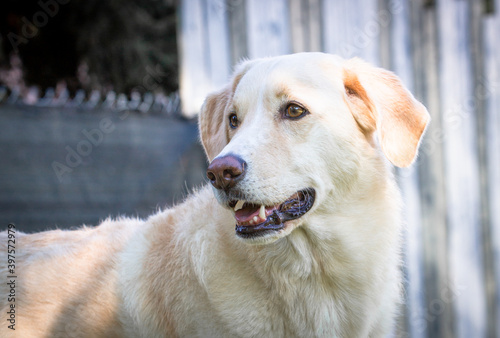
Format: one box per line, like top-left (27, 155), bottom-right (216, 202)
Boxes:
top-left (438, 0), bottom-right (487, 336)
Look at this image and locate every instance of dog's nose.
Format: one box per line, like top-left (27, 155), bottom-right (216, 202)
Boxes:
top-left (206, 155), bottom-right (246, 190)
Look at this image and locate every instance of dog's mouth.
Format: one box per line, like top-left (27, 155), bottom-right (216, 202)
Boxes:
top-left (228, 188), bottom-right (315, 238)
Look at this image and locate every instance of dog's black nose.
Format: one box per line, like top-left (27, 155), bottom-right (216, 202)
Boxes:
top-left (206, 155), bottom-right (246, 190)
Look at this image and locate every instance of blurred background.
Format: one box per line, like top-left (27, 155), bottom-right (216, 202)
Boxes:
top-left (0, 0), bottom-right (499, 337)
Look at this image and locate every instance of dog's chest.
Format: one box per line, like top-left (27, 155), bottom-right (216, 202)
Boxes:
top-left (198, 275), bottom-right (359, 338)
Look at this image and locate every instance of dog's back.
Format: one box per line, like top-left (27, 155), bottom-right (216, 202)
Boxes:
top-left (0, 219), bottom-right (141, 337)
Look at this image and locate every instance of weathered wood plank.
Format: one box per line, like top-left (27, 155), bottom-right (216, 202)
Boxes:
top-left (322, 0), bottom-right (379, 64)
top-left (178, 0), bottom-right (211, 117)
top-left (409, 1), bottom-right (454, 337)
top-left (388, 0), bottom-right (425, 336)
top-left (289, 0), bottom-right (307, 53)
top-left (484, 0), bottom-right (500, 334)
top-left (471, 0), bottom-right (498, 336)
top-left (306, 0), bottom-right (322, 52)
top-left (179, 0), bottom-right (232, 117)
top-left (245, 0), bottom-right (291, 58)
top-left (288, 0), bottom-right (322, 53)
top-left (227, 0), bottom-right (248, 65)
top-left (437, 0), bottom-right (487, 337)
top-left (205, 1), bottom-right (231, 88)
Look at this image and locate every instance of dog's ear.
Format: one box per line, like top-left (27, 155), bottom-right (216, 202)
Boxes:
top-left (343, 58), bottom-right (430, 167)
top-left (199, 59), bottom-right (258, 162)
top-left (199, 85), bottom-right (231, 161)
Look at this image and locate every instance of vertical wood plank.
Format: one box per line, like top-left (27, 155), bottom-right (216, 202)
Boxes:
top-left (246, 0), bottom-right (291, 58)
top-left (378, 0), bottom-right (391, 70)
top-left (410, 1), bottom-right (453, 337)
top-left (178, 0), bottom-right (211, 117)
top-left (227, 0), bottom-right (248, 65)
top-left (289, 0), bottom-right (307, 53)
top-left (205, 1), bottom-right (231, 87)
top-left (388, 1), bottom-right (425, 336)
top-left (179, 0), bottom-right (231, 118)
top-left (307, 0), bottom-right (322, 52)
top-left (471, 0), bottom-right (498, 336)
top-left (289, 0), bottom-right (322, 53)
top-left (484, 0), bottom-right (500, 333)
top-left (322, 0), bottom-right (379, 64)
top-left (437, 0), bottom-right (487, 336)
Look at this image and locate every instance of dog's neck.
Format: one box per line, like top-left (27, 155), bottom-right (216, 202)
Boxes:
top-left (243, 171), bottom-right (402, 290)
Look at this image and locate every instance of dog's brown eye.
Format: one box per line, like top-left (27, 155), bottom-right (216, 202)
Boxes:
top-left (285, 103), bottom-right (308, 119)
top-left (229, 113), bottom-right (239, 129)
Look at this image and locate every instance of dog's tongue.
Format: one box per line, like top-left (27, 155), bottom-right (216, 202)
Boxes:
top-left (234, 204), bottom-right (261, 224)
top-left (234, 203), bottom-right (281, 226)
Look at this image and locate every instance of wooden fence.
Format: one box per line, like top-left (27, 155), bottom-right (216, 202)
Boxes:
top-left (178, 0), bottom-right (500, 337)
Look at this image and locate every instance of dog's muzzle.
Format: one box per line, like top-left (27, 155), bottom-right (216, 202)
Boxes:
top-left (206, 155), bottom-right (316, 239)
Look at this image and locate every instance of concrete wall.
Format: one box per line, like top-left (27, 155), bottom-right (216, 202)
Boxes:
top-left (0, 104), bottom-right (208, 233)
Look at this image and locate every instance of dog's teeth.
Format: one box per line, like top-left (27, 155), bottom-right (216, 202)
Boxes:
top-left (234, 200), bottom-right (244, 211)
top-left (259, 205), bottom-right (266, 219)
top-left (253, 216), bottom-right (258, 223)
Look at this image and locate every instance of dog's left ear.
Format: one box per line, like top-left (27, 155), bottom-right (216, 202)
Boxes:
top-left (343, 58), bottom-right (430, 167)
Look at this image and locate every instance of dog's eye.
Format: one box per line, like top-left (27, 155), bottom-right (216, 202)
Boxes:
top-left (229, 113), bottom-right (239, 129)
top-left (285, 103), bottom-right (308, 119)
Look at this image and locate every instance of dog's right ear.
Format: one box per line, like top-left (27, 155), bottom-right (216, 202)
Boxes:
top-left (199, 85), bottom-right (231, 162)
top-left (199, 59), bottom-right (258, 162)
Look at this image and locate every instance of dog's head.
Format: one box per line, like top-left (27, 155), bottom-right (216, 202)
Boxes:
top-left (199, 53), bottom-right (429, 244)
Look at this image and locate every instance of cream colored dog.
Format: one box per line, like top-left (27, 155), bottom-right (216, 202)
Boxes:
top-left (0, 53), bottom-right (429, 337)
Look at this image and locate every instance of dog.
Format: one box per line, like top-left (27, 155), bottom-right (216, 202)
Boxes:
top-left (0, 52), bottom-right (429, 337)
